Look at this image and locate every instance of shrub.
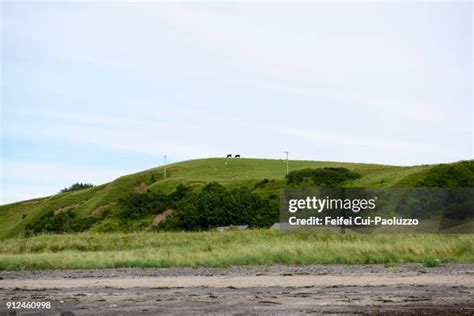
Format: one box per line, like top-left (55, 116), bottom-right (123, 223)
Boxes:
top-left (117, 191), bottom-right (169, 220)
top-left (25, 210), bottom-right (76, 234)
top-left (60, 182), bottom-right (94, 193)
top-left (117, 184), bottom-right (190, 220)
top-left (287, 167), bottom-right (361, 187)
top-left (417, 161), bottom-right (474, 188)
top-left (25, 209), bottom-right (104, 235)
top-left (159, 182), bottom-right (278, 231)
top-left (254, 178), bottom-right (270, 189)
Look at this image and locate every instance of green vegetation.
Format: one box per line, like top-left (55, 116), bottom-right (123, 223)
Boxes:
top-left (1, 158), bottom-right (471, 271)
top-left (416, 160), bottom-right (474, 187)
top-left (158, 182), bottom-right (278, 231)
top-left (23, 182), bottom-right (278, 234)
top-left (24, 209), bottom-right (102, 235)
top-left (0, 158), bottom-right (471, 239)
top-left (60, 182), bottom-right (94, 193)
top-left (0, 230), bottom-right (471, 270)
top-left (117, 184), bottom-right (189, 221)
top-left (287, 167), bottom-right (361, 186)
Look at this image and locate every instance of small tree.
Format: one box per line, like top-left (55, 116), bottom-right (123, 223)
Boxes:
top-left (60, 182), bottom-right (94, 193)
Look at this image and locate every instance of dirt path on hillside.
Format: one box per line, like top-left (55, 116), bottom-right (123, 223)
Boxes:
top-left (1, 264), bottom-right (473, 315)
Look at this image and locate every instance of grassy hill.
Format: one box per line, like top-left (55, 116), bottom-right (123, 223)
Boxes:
top-left (0, 157), bottom-right (443, 239)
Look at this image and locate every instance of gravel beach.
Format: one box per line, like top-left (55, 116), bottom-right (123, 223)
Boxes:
top-left (1, 264), bottom-right (473, 315)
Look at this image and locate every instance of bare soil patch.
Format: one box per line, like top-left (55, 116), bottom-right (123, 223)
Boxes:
top-left (91, 203), bottom-right (116, 216)
top-left (151, 209), bottom-right (173, 226)
top-left (54, 204), bottom-right (79, 215)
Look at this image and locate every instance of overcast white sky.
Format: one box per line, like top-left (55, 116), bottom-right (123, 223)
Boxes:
top-left (1, 1), bottom-right (473, 204)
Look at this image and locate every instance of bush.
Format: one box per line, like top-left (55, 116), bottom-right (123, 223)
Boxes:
top-left (159, 182), bottom-right (278, 231)
top-left (417, 161), bottom-right (474, 188)
top-left (117, 184), bottom-right (190, 220)
top-left (25, 210), bottom-right (76, 234)
top-left (254, 178), bottom-right (270, 189)
top-left (287, 167), bottom-right (361, 187)
top-left (60, 182), bottom-right (94, 193)
top-left (25, 209), bottom-right (103, 234)
top-left (117, 191), bottom-right (169, 220)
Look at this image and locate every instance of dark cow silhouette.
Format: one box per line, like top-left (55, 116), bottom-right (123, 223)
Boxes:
top-left (226, 154), bottom-right (232, 158)
top-left (235, 154), bottom-right (241, 158)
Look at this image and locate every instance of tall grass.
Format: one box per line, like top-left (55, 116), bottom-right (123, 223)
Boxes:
top-left (0, 230), bottom-right (472, 270)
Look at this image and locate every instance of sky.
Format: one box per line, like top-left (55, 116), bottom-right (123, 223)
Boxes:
top-left (1, 1), bottom-right (473, 204)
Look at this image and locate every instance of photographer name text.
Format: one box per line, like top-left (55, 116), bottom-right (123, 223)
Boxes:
top-left (288, 216), bottom-right (419, 226)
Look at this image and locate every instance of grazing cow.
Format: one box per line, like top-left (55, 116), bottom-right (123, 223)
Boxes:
top-left (226, 154), bottom-right (232, 158)
top-left (235, 154), bottom-right (241, 158)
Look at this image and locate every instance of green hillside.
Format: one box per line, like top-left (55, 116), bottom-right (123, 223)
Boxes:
top-left (0, 157), bottom-right (449, 239)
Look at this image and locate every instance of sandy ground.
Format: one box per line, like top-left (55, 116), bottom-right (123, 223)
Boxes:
top-left (0, 264), bottom-right (473, 315)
